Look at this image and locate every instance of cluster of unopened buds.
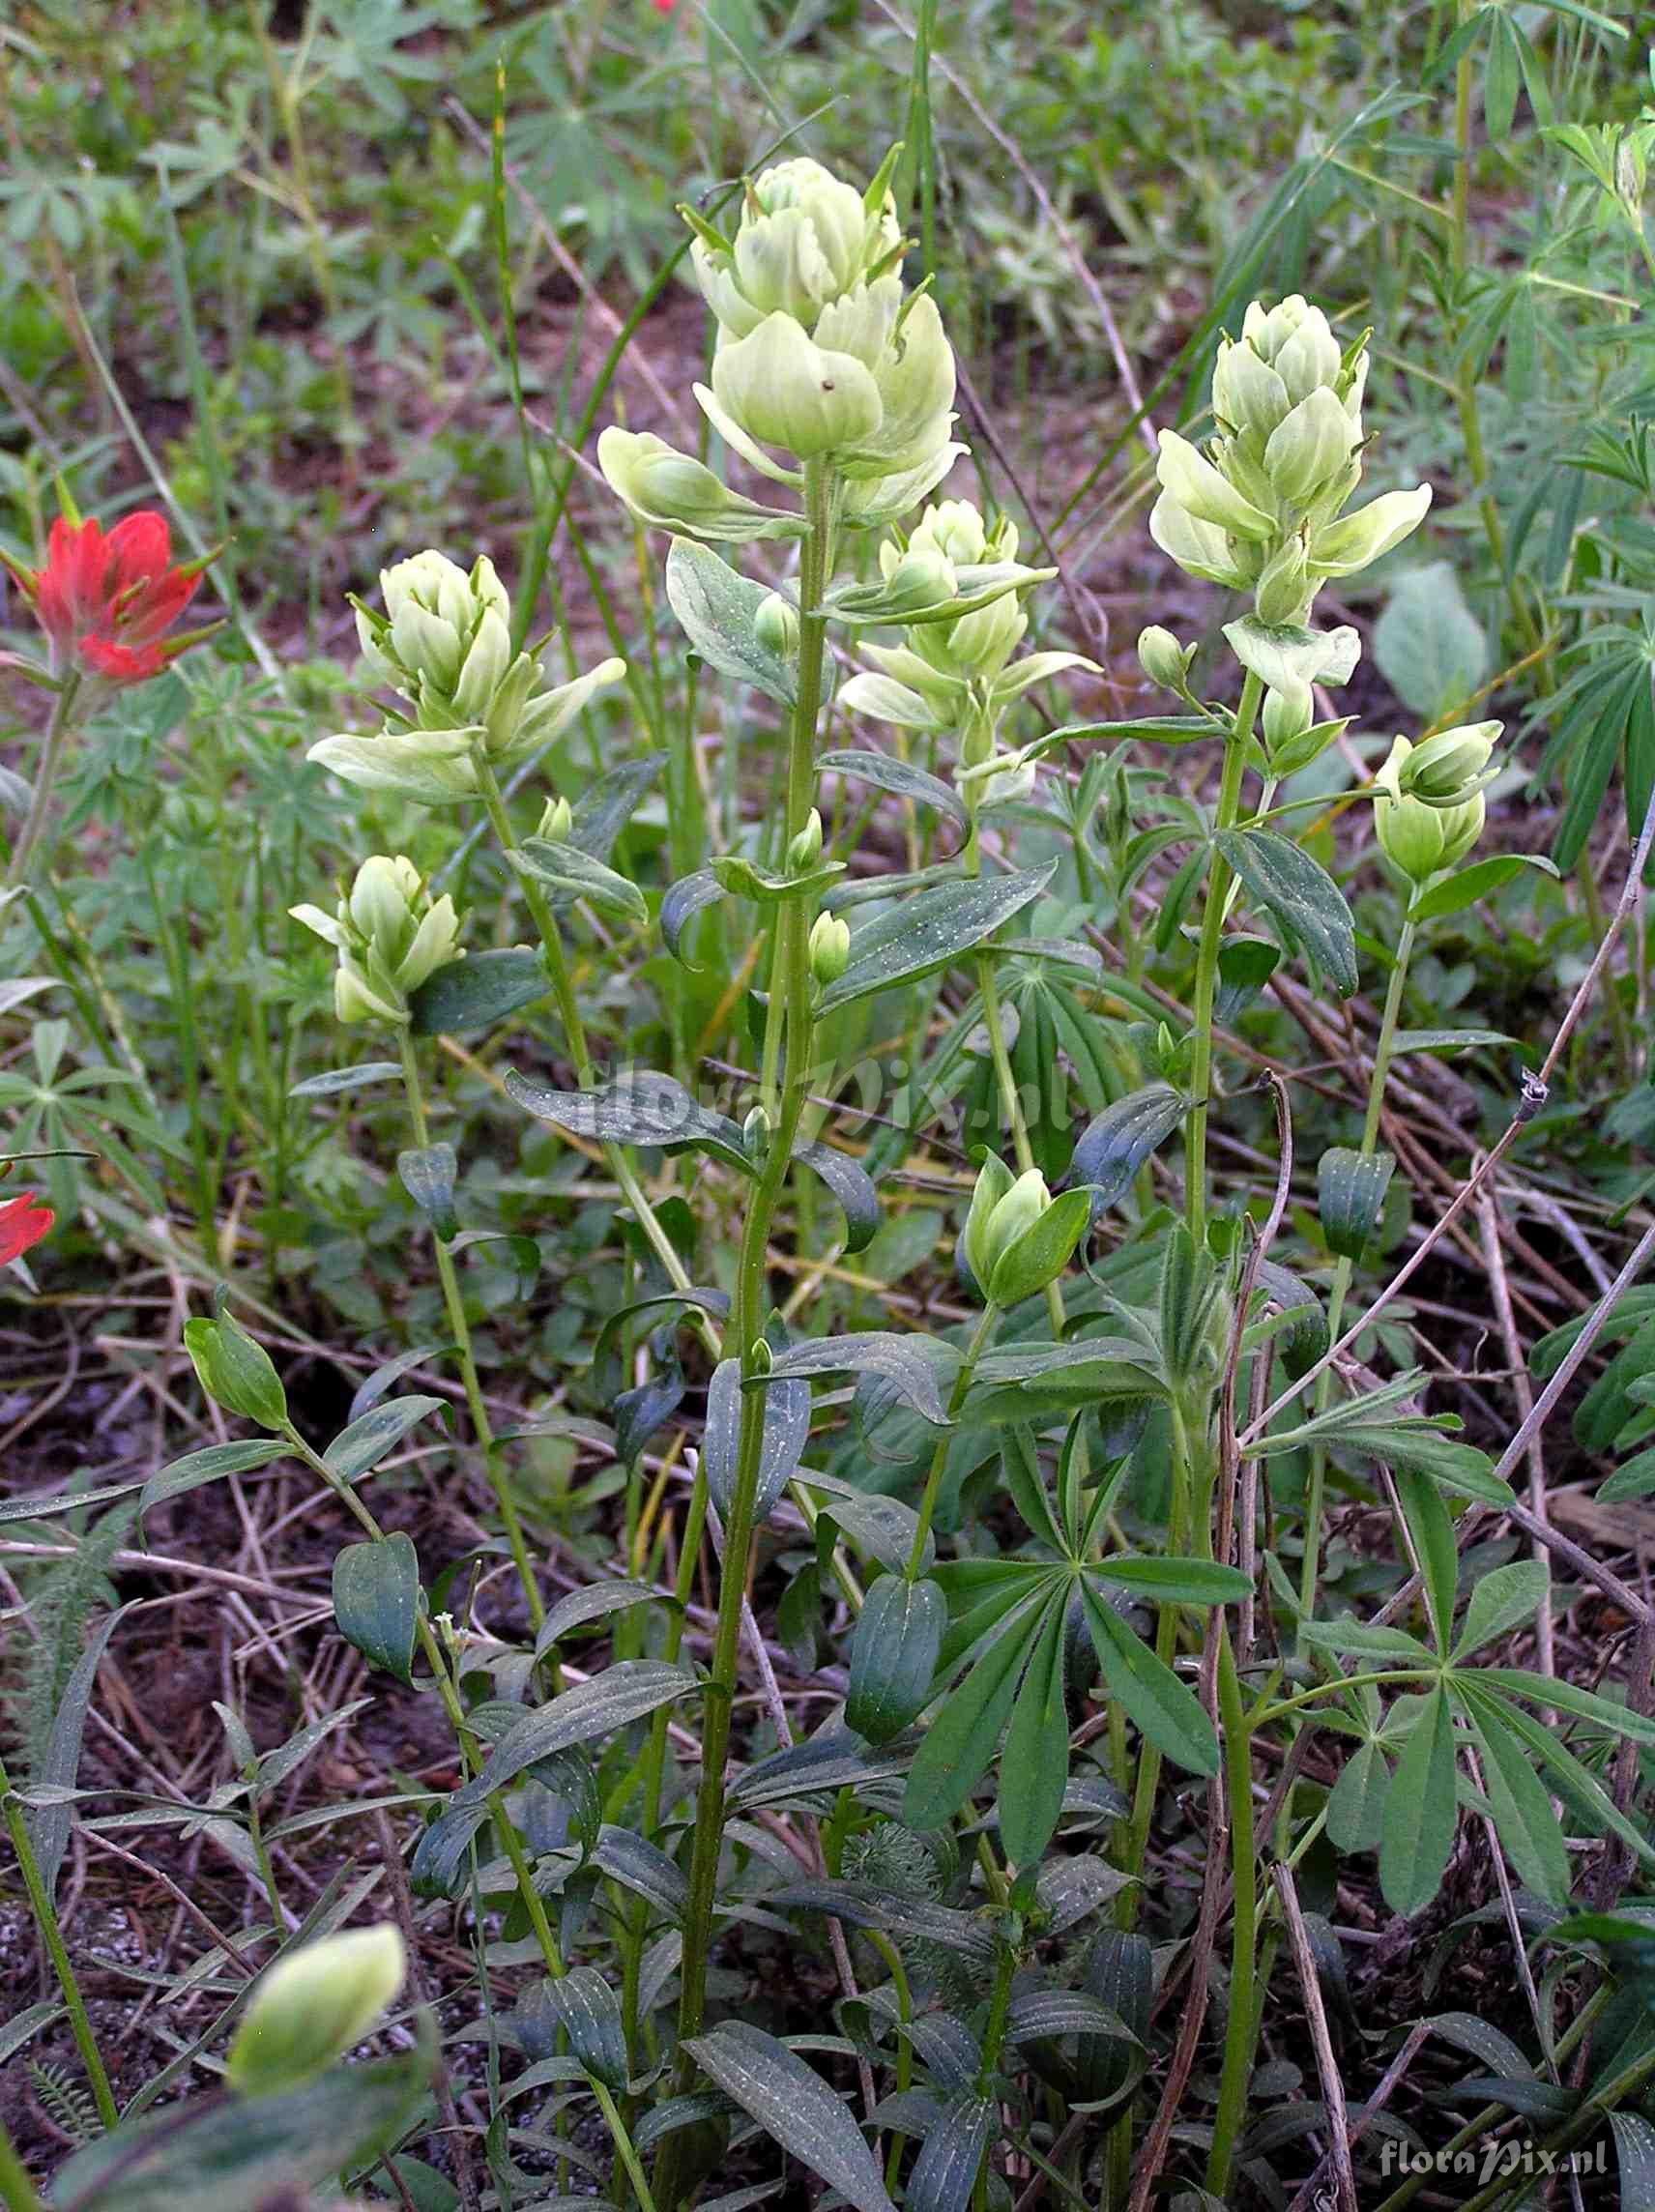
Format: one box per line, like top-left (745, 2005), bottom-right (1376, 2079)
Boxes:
top-left (290, 855), bottom-right (464, 1028)
top-left (838, 496), bottom-right (1094, 813)
top-left (599, 153), bottom-right (961, 537)
top-left (1372, 721), bottom-right (1503, 883)
top-left (310, 551), bottom-right (624, 805)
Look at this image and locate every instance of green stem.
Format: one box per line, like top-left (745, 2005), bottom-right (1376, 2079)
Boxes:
top-left (1184, 672), bottom-right (1261, 1242)
top-left (1118, 1394), bottom-right (1197, 1919)
top-left (8, 672), bottom-right (80, 888)
top-left (0, 1750), bottom-right (119, 2132)
top-left (656, 461), bottom-right (836, 2207)
top-left (594, 2081), bottom-right (659, 2212)
top-left (906, 1305), bottom-right (997, 1577)
top-left (0, 2115), bottom-right (44, 2212)
top-left (397, 1026), bottom-right (543, 1631)
top-left (1298, 917), bottom-right (1416, 1629)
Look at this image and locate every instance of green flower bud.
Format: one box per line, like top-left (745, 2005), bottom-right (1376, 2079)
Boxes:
top-left (909, 498), bottom-right (1011, 568)
top-left (754, 592), bottom-right (798, 656)
top-left (537, 794), bottom-right (573, 840)
top-left (1212, 335), bottom-right (1292, 446)
top-left (291, 855), bottom-right (464, 1029)
top-left (742, 1102), bottom-right (772, 1164)
top-left (689, 156), bottom-right (900, 338)
top-left (1262, 680), bottom-right (1314, 755)
top-left (1137, 626), bottom-right (1194, 692)
top-left (1241, 296), bottom-right (1343, 398)
top-left (788, 808), bottom-right (825, 871)
top-left (1372, 737), bottom-right (1487, 883)
top-left (961, 1158), bottom-right (1089, 1307)
top-left (1253, 537), bottom-right (1314, 626)
top-left (226, 1927), bottom-right (404, 2098)
top-left (711, 313), bottom-right (883, 458)
top-left (1262, 388), bottom-right (1355, 509)
top-left (1155, 429), bottom-right (1276, 542)
top-left (808, 910), bottom-right (851, 984)
top-left (876, 544), bottom-right (959, 614)
top-left (837, 292), bottom-right (958, 482)
top-left (1401, 720), bottom-right (1502, 806)
top-left (595, 426), bottom-right (806, 543)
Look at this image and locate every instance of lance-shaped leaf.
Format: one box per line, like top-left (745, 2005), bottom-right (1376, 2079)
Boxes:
top-left (702, 1355), bottom-right (811, 1521)
top-left (1458, 1685), bottom-right (1571, 1906)
top-left (816, 861), bottom-right (1058, 1014)
top-left (661, 867), bottom-right (727, 966)
top-left (546, 1965), bottom-right (630, 2092)
top-left (906, 2096), bottom-right (994, 2212)
top-left (754, 1331), bottom-right (956, 1427)
top-left (665, 537), bottom-right (798, 706)
top-left (332, 1532), bottom-right (421, 1684)
top-left (1319, 1145), bottom-right (1395, 1261)
top-left (411, 945), bottom-right (549, 1034)
top-left (793, 1136), bottom-right (882, 1253)
top-left (817, 747), bottom-right (968, 830)
top-left (998, 1601), bottom-right (1070, 1865)
top-left (1217, 827), bottom-right (1358, 996)
top-left (1408, 852), bottom-right (1559, 925)
top-left (1070, 1083), bottom-right (1186, 1214)
top-left (507, 1067), bottom-right (752, 1176)
top-left (323, 1395), bottom-right (447, 1484)
top-left (452, 1661), bottom-right (695, 1807)
top-left (566, 750), bottom-right (664, 861)
top-left (289, 1061), bottom-right (401, 1098)
top-left (510, 838), bottom-right (648, 921)
top-left (397, 1142), bottom-right (457, 1240)
top-left (1379, 1684), bottom-right (1458, 1916)
top-left (905, 1595), bottom-right (1050, 1830)
top-left (684, 2023), bottom-right (896, 2212)
top-left (1080, 1582), bottom-right (1220, 1775)
top-left (846, 1575), bottom-right (945, 1745)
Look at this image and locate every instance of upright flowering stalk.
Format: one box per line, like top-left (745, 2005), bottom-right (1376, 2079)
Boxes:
top-left (3, 505), bottom-right (211, 884)
top-left (1142, 294), bottom-right (1432, 1238)
top-left (1129, 297), bottom-right (1434, 2200)
top-left (588, 150), bottom-right (1099, 2205)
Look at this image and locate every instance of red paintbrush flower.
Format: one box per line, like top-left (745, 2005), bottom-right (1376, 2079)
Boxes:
top-left (0, 1190), bottom-right (53, 1265)
top-left (14, 510), bottom-right (202, 686)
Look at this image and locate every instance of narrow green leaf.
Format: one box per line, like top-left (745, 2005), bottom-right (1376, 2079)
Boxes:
top-left (818, 747), bottom-right (967, 830)
top-left (846, 1575), bottom-right (945, 1746)
top-left (1081, 1584), bottom-right (1219, 1776)
top-left (683, 2023), bottom-right (894, 2212)
top-left (323, 1395), bottom-right (447, 1483)
top-left (1379, 1686), bottom-right (1458, 1916)
top-left (410, 946), bottom-right (549, 1034)
top-left (510, 837), bottom-right (647, 921)
top-left (507, 1067), bottom-right (752, 1177)
top-left (1217, 828), bottom-right (1358, 996)
top-left (816, 862), bottom-right (1057, 1014)
top-left (998, 1602), bottom-right (1069, 1866)
top-left (905, 1601), bottom-right (1048, 1830)
top-left (1318, 1146), bottom-right (1395, 1262)
top-left (665, 538), bottom-right (797, 706)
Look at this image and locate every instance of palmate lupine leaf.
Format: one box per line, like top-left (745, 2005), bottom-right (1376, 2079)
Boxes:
top-left (1534, 622), bottom-right (1655, 871)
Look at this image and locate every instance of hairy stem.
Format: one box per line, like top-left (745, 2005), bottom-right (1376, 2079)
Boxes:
top-left (8, 672), bottom-right (81, 889)
top-left (657, 461), bottom-right (836, 2203)
top-left (1298, 916), bottom-right (1416, 1627)
top-left (1184, 671), bottom-right (1261, 1242)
